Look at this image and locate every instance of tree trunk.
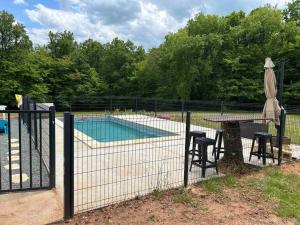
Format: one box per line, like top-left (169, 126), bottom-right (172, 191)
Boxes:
top-left (222, 121), bottom-right (244, 165)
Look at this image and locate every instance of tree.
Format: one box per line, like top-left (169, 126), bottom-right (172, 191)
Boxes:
top-left (0, 6), bottom-right (300, 107)
top-left (79, 39), bottom-right (104, 73)
top-left (0, 11), bottom-right (45, 107)
top-left (0, 52), bottom-right (48, 106)
top-left (48, 31), bottom-right (76, 58)
top-left (0, 11), bottom-right (32, 60)
top-left (99, 38), bottom-right (145, 95)
top-left (283, 0), bottom-right (300, 26)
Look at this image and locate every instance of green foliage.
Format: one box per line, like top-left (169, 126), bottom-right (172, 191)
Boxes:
top-left (99, 38), bottom-right (145, 96)
top-left (138, 5), bottom-right (300, 102)
top-left (0, 11), bottom-right (32, 60)
top-left (283, 0), bottom-right (300, 26)
top-left (48, 30), bottom-right (76, 58)
top-left (0, 4), bottom-right (300, 107)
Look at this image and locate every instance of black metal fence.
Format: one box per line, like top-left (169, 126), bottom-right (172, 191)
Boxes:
top-left (0, 98), bottom-right (55, 192)
top-left (57, 96), bottom-right (266, 114)
top-left (64, 111), bottom-right (191, 218)
top-left (22, 97), bottom-right (56, 180)
top-left (63, 98), bottom-right (300, 219)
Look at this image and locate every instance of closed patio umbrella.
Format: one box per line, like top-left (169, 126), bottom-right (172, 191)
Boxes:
top-left (262, 57), bottom-right (281, 126)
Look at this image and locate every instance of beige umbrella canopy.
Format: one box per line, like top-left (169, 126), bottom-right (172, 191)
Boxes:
top-left (262, 57), bottom-right (281, 125)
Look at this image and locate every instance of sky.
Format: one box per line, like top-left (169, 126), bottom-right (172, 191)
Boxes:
top-left (0, 0), bottom-right (293, 49)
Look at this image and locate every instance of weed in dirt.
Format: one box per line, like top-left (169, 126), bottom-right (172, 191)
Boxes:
top-left (198, 176), bottom-right (239, 193)
top-left (246, 168), bottom-right (300, 219)
top-left (191, 202), bottom-right (209, 211)
top-left (200, 179), bottom-right (223, 193)
top-left (173, 187), bottom-right (193, 204)
top-left (151, 188), bottom-right (163, 198)
top-left (134, 195), bottom-right (141, 200)
top-left (222, 176), bottom-right (240, 187)
top-left (147, 215), bottom-right (159, 222)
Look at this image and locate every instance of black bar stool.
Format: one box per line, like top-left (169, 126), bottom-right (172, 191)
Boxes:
top-left (249, 132), bottom-right (275, 165)
top-left (189, 131), bottom-right (206, 155)
top-left (190, 137), bottom-right (218, 178)
top-left (212, 129), bottom-right (224, 160)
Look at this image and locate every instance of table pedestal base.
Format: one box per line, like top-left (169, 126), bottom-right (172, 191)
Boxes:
top-left (222, 122), bottom-right (244, 166)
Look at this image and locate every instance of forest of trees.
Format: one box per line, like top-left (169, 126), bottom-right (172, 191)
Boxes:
top-left (0, 1), bottom-right (299, 108)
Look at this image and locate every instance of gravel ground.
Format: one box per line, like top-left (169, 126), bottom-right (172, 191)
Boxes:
top-left (0, 118), bottom-right (50, 191)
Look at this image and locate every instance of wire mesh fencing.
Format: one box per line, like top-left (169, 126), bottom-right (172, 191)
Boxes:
top-left (71, 112), bottom-right (201, 213)
top-left (61, 98), bottom-right (300, 218)
top-left (189, 112), bottom-right (280, 168)
top-left (284, 107), bottom-right (300, 159)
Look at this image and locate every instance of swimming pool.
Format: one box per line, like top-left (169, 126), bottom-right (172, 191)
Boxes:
top-left (74, 116), bottom-right (176, 142)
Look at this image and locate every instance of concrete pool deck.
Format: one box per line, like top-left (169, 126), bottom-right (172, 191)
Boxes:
top-left (55, 114), bottom-right (300, 214)
top-left (0, 189), bottom-right (63, 225)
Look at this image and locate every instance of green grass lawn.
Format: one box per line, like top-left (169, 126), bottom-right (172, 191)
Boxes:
top-left (246, 167), bottom-right (300, 221)
top-left (169, 111), bottom-right (299, 145)
top-left (195, 165), bottom-right (300, 223)
top-left (170, 111), bottom-right (300, 145)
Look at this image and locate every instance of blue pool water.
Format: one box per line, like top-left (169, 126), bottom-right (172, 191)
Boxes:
top-left (74, 116), bottom-right (175, 142)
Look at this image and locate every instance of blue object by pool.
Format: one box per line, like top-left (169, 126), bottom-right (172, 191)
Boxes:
top-left (0, 119), bottom-right (8, 134)
top-left (74, 116), bottom-right (175, 142)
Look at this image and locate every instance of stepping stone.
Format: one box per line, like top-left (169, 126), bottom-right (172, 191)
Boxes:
top-left (11, 139), bottom-right (19, 143)
top-left (7, 155), bottom-right (19, 161)
top-left (12, 173), bottom-right (29, 184)
top-left (4, 163), bottom-right (20, 170)
top-left (11, 143), bottom-right (19, 148)
top-left (7, 150), bottom-right (19, 155)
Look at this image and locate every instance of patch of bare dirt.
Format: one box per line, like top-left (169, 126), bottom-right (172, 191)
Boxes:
top-left (280, 160), bottom-right (300, 177)
top-left (54, 162), bottom-right (300, 225)
top-left (218, 161), bottom-right (261, 175)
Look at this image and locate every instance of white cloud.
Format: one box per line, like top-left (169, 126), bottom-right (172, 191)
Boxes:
top-left (27, 28), bottom-right (51, 45)
top-left (13, 0), bottom-right (26, 5)
top-left (25, 1), bottom-right (181, 49)
top-left (24, 0), bottom-right (294, 49)
top-left (262, 0), bottom-right (291, 8)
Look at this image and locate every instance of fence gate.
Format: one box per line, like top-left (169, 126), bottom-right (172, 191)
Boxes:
top-left (0, 103), bottom-right (55, 192)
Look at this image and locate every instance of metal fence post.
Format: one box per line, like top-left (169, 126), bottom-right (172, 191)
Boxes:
top-left (110, 97), bottom-right (113, 111)
top-left (22, 97), bottom-right (27, 124)
top-left (64, 112), bottom-right (74, 220)
top-left (184, 111), bottom-right (191, 187)
top-left (34, 101), bottom-right (38, 149)
top-left (221, 101), bottom-right (224, 115)
top-left (154, 99), bottom-right (157, 117)
top-left (135, 97), bottom-right (138, 112)
top-left (181, 101), bottom-right (185, 122)
top-left (278, 108), bottom-right (285, 166)
top-left (49, 106), bottom-right (56, 188)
